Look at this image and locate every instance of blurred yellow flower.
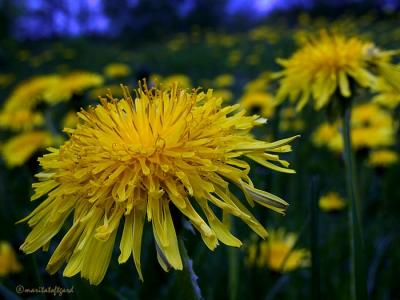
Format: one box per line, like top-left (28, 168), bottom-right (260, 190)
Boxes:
top-left (372, 78), bottom-right (400, 109)
top-left (246, 229), bottom-right (310, 272)
top-left (212, 89), bottom-right (233, 102)
top-left (0, 110), bottom-right (44, 131)
top-left (279, 107), bottom-right (305, 132)
top-left (214, 74), bottom-right (235, 88)
top-left (103, 63), bottom-right (131, 79)
top-left (3, 75), bottom-right (59, 111)
top-left (2, 131), bottom-right (53, 168)
top-left (275, 31), bottom-right (400, 110)
top-left (44, 72), bottom-right (104, 104)
top-left (0, 241), bottom-right (22, 276)
top-left (319, 192), bottom-right (346, 212)
top-left (312, 103), bottom-right (395, 152)
top-left (20, 83), bottom-right (298, 284)
top-left (368, 149), bottom-right (398, 167)
top-left (239, 91), bottom-right (276, 118)
top-left (244, 73), bottom-right (271, 92)
top-left (161, 74), bottom-right (192, 89)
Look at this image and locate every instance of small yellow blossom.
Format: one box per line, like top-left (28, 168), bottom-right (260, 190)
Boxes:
top-left (214, 74), bottom-right (235, 88)
top-left (372, 78), bottom-right (400, 109)
top-left (319, 192), bottom-right (346, 212)
top-left (20, 83), bottom-right (298, 285)
top-left (104, 63), bottom-right (132, 79)
top-left (161, 74), bottom-right (192, 89)
top-left (239, 91), bottom-right (276, 118)
top-left (0, 110), bottom-right (44, 131)
top-left (3, 75), bottom-right (59, 112)
top-left (368, 149), bottom-right (398, 167)
top-left (0, 242), bottom-right (22, 276)
top-left (2, 131), bottom-right (53, 168)
top-left (312, 103), bottom-right (395, 152)
top-left (279, 107), bottom-right (305, 132)
top-left (44, 72), bottom-right (104, 104)
top-left (212, 89), bottom-right (233, 102)
top-left (246, 229), bottom-right (310, 272)
top-left (275, 31), bottom-right (400, 110)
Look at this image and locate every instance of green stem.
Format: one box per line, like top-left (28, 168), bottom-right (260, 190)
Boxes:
top-left (310, 176), bottom-right (320, 300)
top-left (341, 100), bottom-right (367, 300)
top-left (228, 239), bottom-right (239, 300)
top-left (177, 236), bottom-right (203, 300)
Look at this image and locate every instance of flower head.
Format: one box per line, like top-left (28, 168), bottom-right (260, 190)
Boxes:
top-left (2, 131), bottom-right (54, 168)
top-left (0, 110), bottom-right (44, 131)
top-left (104, 63), bottom-right (132, 79)
top-left (368, 149), bottom-right (398, 167)
top-left (319, 192), bottom-right (346, 212)
top-left (0, 241), bottom-right (22, 277)
top-left (246, 229), bottom-right (309, 272)
top-left (312, 103), bottom-right (395, 152)
top-left (275, 31), bottom-right (400, 110)
top-left (4, 75), bottom-right (59, 111)
top-left (239, 91), bottom-right (276, 118)
top-left (43, 71), bottom-right (104, 104)
top-left (20, 83), bottom-right (298, 284)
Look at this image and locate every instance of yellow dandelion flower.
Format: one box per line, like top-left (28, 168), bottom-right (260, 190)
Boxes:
top-left (161, 74), bottom-right (192, 89)
top-left (44, 72), bottom-right (104, 104)
top-left (0, 110), bottom-right (44, 131)
top-left (319, 192), bottom-right (346, 212)
top-left (104, 63), bottom-right (132, 79)
top-left (275, 31), bottom-right (400, 110)
top-left (279, 107), bottom-right (305, 132)
top-left (372, 78), bottom-right (400, 109)
top-left (239, 91), bottom-right (276, 118)
top-left (0, 241), bottom-right (23, 277)
top-left (19, 83), bottom-right (298, 285)
top-left (2, 131), bottom-right (53, 168)
top-left (244, 73), bottom-right (271, 92)
top-left (214, 74), bottom-right (235, 88)
top-left (312, 103), bottom-right (395, 152)
top-left (3, 75), bottom-right (59, 112)
top-left (368, 149), bottom-right (398, 167)
top-left (246, 229), bottom-right (309, 272)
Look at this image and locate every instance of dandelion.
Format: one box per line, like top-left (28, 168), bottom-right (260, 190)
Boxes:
top-left (246, 229), bottom-right (310, 272)
top-left (319, 192), bottom-right (346, 212)
top-left (275, 31), bottom-right (400, 110)
top-left (214, 74), bottom-right (235, 88)
top-left (161, 74), bottom-right (192, 89)
top-left (44, 72), bottom-right (104, 104)
top-left (1, 131), bottom-right (53, 168)
top-left (3, 75), bottom-right (59, 111)
top-left (0, 110), bottom-right (44, 131)
top-left (312, 103), bottom-right (395, 152)
top-left (19, 83), bottom-right (298, 285)
top-left (0, 241), bottom-right (22, 276)
top-left (372, 78), bottom-right (400, 109)
top-left (239, 91), bottom-right (276, 118)
top-left (104, 63), bottom-right (132, 79)
top-left (279, 107), bottom-right (305, 132)
top-left (368, 149), bottom-right (398, 167)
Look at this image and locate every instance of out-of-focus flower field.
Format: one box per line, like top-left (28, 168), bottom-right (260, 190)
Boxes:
top-left (1, 9), bottom-right (399, 300)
